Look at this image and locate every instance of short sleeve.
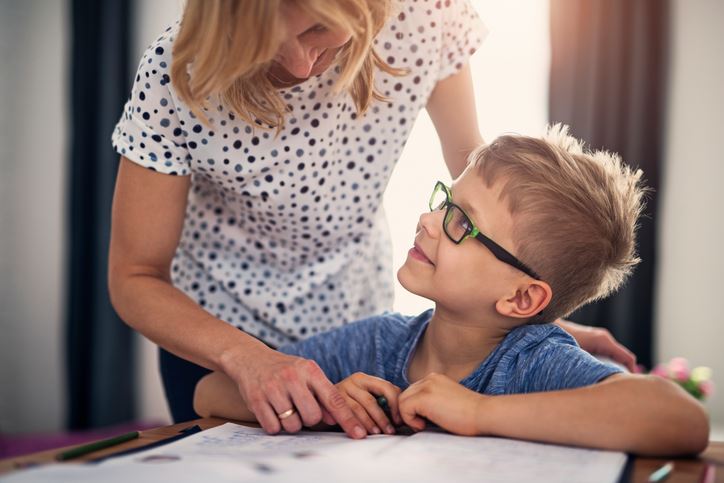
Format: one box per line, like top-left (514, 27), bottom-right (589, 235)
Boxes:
top-left (278, 317), bottom-right (380, 384)
top-left (111, 25), bottom-right (191, 176)
top-left (437, 0), bottom-right (488, 81)
top-left (508, 332), bottom-right (623, 393)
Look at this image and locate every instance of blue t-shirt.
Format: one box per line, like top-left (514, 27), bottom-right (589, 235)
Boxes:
top-left (279, 310), bottom-right (621, 394)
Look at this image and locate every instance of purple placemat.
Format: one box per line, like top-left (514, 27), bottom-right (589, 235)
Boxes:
top-left (0, 420), bottom-right (166, 459)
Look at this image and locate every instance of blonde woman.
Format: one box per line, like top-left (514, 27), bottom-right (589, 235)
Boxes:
top-left (109, 0), bottom-right (635, 438)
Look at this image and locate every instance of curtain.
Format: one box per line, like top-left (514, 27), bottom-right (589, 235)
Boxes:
top-left (66, 0), bottom-right (135, 429)
top-left (549, 0), bottom-right (669, 368)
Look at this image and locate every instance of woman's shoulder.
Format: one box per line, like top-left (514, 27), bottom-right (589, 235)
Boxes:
top-left (131, 22), bottom-right (180, 84)
top-left (375, 0), bottom-right (486, 84)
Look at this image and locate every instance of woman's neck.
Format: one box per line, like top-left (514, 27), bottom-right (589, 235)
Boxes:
top-left (408, 307), bottom-right (511, 383)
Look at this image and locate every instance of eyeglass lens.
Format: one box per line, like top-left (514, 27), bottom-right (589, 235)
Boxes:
top-left (429, 183), bottom-right (471, 243)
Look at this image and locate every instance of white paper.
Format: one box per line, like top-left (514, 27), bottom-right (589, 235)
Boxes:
top-left (1, 423), bottom-right (626, 483)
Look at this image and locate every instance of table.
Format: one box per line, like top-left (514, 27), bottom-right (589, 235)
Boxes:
top-left (1, 418), bottom-right (722, 482)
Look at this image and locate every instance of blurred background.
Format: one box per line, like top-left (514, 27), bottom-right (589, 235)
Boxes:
top-left (1, 0), bottom-right (722, 452)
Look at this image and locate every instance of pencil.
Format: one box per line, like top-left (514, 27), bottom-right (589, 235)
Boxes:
top-left (56, 431), bottom-right (140, 461)
top-left (648, 461), bottom-right (674, 482)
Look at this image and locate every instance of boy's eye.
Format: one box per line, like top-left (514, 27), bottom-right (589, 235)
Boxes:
top-left (455, 211), bottom-right (472, 232)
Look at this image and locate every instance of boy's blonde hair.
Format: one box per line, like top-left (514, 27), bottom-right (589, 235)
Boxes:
top-left (171, 0), bottom-right (405, 129)
top-left (470, 124), bottom-right (647, 323)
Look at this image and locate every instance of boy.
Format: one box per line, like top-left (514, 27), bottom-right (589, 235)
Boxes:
top-left (194, 125), bottom-right (709, 456)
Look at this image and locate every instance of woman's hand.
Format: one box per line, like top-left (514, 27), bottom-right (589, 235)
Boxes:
top-left (219, 344), bottom-right (367, 439)
top-left (336, 372), bottom-right (402, 435)
top-left (555, 319), bottom-right (637, 371)
top-left (398, 373), bottom-right (485, 436)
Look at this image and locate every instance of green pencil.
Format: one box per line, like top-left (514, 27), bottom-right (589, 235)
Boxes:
top-left (56, 431), bottom-right (140, 461)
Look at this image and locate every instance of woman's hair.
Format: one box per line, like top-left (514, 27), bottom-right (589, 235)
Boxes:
top-left (469, 124), bottom-right (648, 323)
top-left (171, 0), bottom-right (405, 129)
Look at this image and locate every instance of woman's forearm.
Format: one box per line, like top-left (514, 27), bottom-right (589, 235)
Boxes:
top-left (478, 375), bottom-right (709, 456)
top-left (109, 270), bottom-right (267, 373)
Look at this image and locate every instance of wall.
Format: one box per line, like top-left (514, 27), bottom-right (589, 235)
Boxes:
top-left (656, 0), bottom-right (724, 433)
top-left (131, 0), bottom-right (185, 425)
top-left (0, 0), bottom-right (68, 433)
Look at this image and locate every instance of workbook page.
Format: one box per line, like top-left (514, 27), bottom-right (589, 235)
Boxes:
top-left (1, 423), bottom-right (627, 483)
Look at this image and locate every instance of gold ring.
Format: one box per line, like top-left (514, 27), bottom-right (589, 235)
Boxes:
top-left (277, 408), bottom-right (296, 420)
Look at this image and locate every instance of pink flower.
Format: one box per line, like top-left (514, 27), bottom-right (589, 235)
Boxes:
top-left (700, 380), bottom-right (715, 398)
top-left (650, 363), bottom-right (669, 378)
top-left (669, 357), bottom-right (691, 381)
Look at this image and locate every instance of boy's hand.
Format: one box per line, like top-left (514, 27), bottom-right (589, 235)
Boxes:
top-left (398, 373), bottom-right (486, 436)
top-left (336, 373), bottom-right (402, 435)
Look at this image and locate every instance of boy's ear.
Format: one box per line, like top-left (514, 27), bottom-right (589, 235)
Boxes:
top-left (495, 280), bottom-right (553, 320)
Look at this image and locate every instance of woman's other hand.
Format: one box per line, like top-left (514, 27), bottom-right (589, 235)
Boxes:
top-left (556, 319), bottom-right (637, 371)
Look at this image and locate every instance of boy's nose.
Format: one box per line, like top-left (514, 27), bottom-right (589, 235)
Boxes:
top-left (417, 210), bottom-right (442, 238)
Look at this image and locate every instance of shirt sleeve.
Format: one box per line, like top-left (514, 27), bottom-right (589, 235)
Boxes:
top-left (278, 317), bottom-right (381, 384)
top-left (111, 25), bottom-right (191, 176)
top-left (508, 331), bottom-right (623, 393)
top-left (437, 0), bottom-right (488, 81)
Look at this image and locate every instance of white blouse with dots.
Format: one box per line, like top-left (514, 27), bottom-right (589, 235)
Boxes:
top-left (112, 0), bottom-right (486, 348)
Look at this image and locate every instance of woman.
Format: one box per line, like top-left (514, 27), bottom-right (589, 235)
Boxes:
top-left (109, 0), bottom-right (635, 439)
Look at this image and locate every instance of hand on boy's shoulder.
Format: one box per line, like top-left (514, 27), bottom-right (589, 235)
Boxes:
top-left (507, 324), bottom-right (623, 394)
top-left (555, 319), bottom-right (637, 372)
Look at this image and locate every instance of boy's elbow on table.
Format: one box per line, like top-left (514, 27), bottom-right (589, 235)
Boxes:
top-left (193, 371), bottom-right (257, 422)
top-left (657, 376), bottom-right (709, 456)
top-left (627, 375), bottom-right (709, 456)
top-left (193, 374), bottom-right (214, 418)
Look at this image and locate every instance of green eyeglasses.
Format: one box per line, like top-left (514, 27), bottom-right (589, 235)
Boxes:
top-left (429, 181), bottom-right (541, 280)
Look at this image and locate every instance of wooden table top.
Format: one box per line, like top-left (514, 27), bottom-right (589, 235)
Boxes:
top-left (1, 418), bottom-right (722, 482)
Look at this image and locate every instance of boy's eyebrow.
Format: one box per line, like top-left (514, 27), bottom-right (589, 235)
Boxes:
top-left (450, 185), bottom-right (498, 236)
top-left (450, 187), bottom-right (481, 220)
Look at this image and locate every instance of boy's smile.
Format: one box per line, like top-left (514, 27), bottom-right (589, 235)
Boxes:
top-left (409, 242), bottom-right (434, 265)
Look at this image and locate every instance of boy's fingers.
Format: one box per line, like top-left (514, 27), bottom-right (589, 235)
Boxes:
top-left (348, 399), bottom-right (380, 434)
top-left (377, 384), bottom-right (403, 426)
top-left (358, 375), bottom-right (402, 427)
top-left (347, 385), bottom-right (392, 434)
top-left (398, 390), bottom-right (427, 431)
top-left (311, 377), bottom-right (366, 439)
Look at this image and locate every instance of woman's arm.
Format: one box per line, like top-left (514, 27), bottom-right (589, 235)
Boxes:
top-left (426, 63), bottom-right (484, 179)
top-left (398, 373), bottom-right (709, 456)
top-left (109, 157), bottom-right (365, 437)
top-left (109, 157), bottom-right (263, 373)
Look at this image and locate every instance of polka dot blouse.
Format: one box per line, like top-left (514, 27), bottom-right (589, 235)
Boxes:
top-left (112, 0), bottom-right (486, 348)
